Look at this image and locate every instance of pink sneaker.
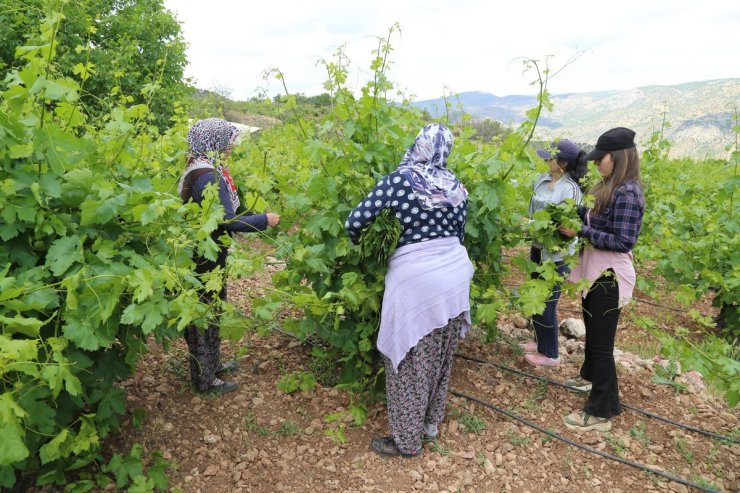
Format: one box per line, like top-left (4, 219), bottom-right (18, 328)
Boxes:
top-left (519, 341), bottom-right (538, 353)
top-left (525, 353), bottom-right (561, 368)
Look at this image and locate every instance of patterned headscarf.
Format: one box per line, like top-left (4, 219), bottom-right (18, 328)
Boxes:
top-left (396, 123), bottom-right (467, 210)
top-left (179, 118), bottom-right (241, 211)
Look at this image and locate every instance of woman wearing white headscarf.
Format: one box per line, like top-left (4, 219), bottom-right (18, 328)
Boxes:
top-left (180, 118), bottom-right (280, 394)
top-left (345, 123), bottom-right (474, 457)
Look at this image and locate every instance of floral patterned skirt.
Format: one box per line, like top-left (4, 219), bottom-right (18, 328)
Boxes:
top-left (383, 313), bottom-right (465, 453)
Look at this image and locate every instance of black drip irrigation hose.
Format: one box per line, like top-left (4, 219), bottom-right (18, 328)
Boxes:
top-left (262, 325), bottom-right (730, 490)
top-left (265, 326), bottom-right (738, 445)
top-left (262, 326), bottom-right (738, 445)
top-left (448, 389), bottom-right (721, 493)
top-left (271, 325), bottom-right (305, 342)
top-left (454, 353), bottom-right (739, 445)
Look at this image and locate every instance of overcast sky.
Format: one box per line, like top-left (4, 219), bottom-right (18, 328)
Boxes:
top-left (163, 0), bottom-right (739, 102)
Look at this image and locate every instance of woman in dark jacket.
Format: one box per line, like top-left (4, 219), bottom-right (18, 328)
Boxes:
top-left (179, 118), bottom-right (279, 394)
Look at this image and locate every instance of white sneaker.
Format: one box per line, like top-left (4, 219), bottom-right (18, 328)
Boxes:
top-left (563, 376), bottom-right (592, 392)
top-left (563, 410), bottom-right (611, 432)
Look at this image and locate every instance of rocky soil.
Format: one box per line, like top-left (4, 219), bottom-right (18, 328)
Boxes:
top-left (107, 257), bottom-right (739, 493)
top-left (95, 237), bottom-right (740, 493)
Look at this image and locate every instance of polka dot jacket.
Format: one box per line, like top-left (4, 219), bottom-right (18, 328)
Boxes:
top-left (345, 170), bottom-right (467, 247)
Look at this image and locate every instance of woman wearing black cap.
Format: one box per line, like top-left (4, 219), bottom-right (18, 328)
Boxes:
top-left (521, 139), bottom-right (587, 367)
top-left (559, 127), bottom-right (645, 431)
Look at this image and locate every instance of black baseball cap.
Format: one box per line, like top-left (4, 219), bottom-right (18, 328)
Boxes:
top-left (536, 139), bottom-right (580, 162)
top-left (585, 127), bottom-right (636, 161)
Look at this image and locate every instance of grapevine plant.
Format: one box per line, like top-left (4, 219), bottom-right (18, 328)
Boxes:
top-left (526, 199), bottom-right (582, 253)
top-left (247, 28), bottom-right (565, 397)
top-left (635, 116), bottom-right (739, 406)
top-left (2, 10), bottom-right (737, 491)
top-left (248, 41), bottom-right (739, 409)
top-left (638, 115), bottom-right (739, 340)
top-left (0, 10), bottom-right (248, 489)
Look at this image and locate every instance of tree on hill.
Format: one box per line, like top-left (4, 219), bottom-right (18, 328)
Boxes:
top-left (470, 118), bottom-right (512, 143)
top-left (0, 0), bottom-right (189, 129)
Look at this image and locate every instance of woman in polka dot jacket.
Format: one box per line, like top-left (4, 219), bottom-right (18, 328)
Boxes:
top-left (345, 160), bottom-right (467, 246)
top-left (345, 124), bottom-right (474, 458)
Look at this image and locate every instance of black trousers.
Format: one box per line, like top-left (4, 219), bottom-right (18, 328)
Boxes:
top-left (184, 244), bottom-right (228, 391)
top-left (580, 271), bottom-right (622, 418)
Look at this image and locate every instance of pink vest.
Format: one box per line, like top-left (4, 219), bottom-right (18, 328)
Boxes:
top-left (569, 211), bottom-right (636, 306)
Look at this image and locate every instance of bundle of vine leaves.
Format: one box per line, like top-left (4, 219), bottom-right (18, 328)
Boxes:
top-left (528, 199), bottom-right (582, 252)
top-left (359, 208), bottom-right (403, 265)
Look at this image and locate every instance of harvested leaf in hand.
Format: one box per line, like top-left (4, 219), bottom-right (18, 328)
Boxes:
top-left (359, 208), bottom-right (402, 264)
top-left (527, 199), bottom-right (581, 252)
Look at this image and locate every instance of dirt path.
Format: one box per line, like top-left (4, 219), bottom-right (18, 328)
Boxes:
top-left (113, 271), bottom-right (739, 493)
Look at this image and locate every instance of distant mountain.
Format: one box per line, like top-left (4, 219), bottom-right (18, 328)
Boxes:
top-left (412, 79), bottom-right (739, 159)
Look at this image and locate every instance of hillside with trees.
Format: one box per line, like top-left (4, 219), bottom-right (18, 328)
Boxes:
top-left (414, 79), bottom-right (739, 160)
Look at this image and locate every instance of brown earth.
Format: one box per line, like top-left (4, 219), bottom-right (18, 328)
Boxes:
top-left (109, 247), bottom-right (739, 493)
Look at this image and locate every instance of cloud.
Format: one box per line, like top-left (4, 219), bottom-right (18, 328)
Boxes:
top-left (165, 0), bottom-right (740, 101)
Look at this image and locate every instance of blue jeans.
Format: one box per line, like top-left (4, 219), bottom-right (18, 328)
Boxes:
top-left (530, 247), bottom-right (569, 359)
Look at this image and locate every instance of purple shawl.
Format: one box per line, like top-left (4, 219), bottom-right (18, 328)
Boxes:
top-left (378, 236), bottom-right (474, 372)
